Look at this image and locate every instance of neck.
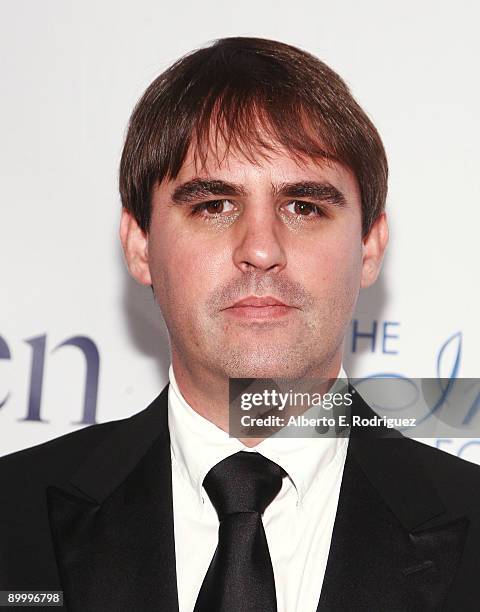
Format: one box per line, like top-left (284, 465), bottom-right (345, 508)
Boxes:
top-left (170, 349), bottom-right (343, 447)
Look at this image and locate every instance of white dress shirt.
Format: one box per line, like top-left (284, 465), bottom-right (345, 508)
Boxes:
top-left (168, 364), bottom-right (350, 612)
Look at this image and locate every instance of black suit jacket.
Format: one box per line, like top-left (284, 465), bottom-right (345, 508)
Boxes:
top-left (1, 383), bottom-right (480, 611)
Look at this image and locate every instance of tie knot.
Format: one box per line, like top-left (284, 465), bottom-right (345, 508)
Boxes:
top-left (203, 451), bottom-right (287, 519)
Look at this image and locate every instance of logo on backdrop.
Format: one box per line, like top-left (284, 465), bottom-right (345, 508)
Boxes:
top-left (0, 334), bottom-right (99, 425)
top-left (350, 320), bottom-right (463, 380)
top-left (350, 321), bottom-right (479, 458)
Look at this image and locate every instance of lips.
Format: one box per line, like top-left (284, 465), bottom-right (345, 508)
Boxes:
top-left (230, 296), bottom-right (288, 308)
top-left (223, 295), bottom-right (295, 320)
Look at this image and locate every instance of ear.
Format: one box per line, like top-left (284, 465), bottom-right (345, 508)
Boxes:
top-left (360, 212), bottom-right (389, 288)
top-left (119, 208), bottom-right (152, 286)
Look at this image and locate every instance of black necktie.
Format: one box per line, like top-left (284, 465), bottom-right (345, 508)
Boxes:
top-left (193, 451), bottom-right (287, 612)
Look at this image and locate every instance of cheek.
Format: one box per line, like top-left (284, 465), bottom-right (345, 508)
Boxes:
top-left (148, 227), bottom-right (229, 302)
top-left (296, 230), bottom-right (363, 292)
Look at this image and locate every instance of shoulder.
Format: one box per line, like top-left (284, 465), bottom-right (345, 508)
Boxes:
top-left (0, 419), bottom-right (122, 491)
top-left (402, 436), bottom-right (480, 510)
top-left (351, 387), bottom-right (480, 512)
top-left (406, 436), bottom-right (480, 479)
top-left (0, 419), bottom-right (132, 556)
top-left (0, 385), bottom-right (169, 497)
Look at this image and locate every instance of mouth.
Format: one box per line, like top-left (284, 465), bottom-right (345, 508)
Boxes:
top-left (222, 295), bottom-right (296, 320)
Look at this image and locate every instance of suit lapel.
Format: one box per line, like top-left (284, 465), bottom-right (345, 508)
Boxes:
top-left (47, 384), bottom-right (178, 612)
top-left (318, 388), bottom-right (469, 611)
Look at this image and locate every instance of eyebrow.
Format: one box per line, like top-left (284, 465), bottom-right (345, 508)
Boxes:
top-left (274, 181), bottom-right (346, 206)
top-left (171, 179), bottom-right (247, 203)
top-left (170, 178), bottom-right (346, 206)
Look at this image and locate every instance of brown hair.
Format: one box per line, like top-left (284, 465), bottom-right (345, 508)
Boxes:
top-left (119, 37), bottom-right (388, 237)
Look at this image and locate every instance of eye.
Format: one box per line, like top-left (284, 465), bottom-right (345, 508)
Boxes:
top-left (190, 199), bottom-right (235, 216)
top-left (284, 200), bottom-right (325, 217)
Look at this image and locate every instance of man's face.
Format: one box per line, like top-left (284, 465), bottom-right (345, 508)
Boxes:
top-left (121, 139), bottom-right (388, 380)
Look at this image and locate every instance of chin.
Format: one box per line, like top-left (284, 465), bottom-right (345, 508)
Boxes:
top-left (219, 353), bottom-right (311, 380)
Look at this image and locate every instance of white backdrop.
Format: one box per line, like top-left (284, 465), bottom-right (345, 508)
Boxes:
top-left (1, 0), bottom-right (479, 460)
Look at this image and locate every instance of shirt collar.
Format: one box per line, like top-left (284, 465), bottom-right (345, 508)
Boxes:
top-left (168, 364), bottom-right (349, 506)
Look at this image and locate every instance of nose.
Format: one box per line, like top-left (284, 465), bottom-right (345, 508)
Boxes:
top-left (232, 207), bottom-right (287, 274)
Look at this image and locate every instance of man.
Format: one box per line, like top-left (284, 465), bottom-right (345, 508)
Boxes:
top-left (1, 37), bottom-right (480, 612)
